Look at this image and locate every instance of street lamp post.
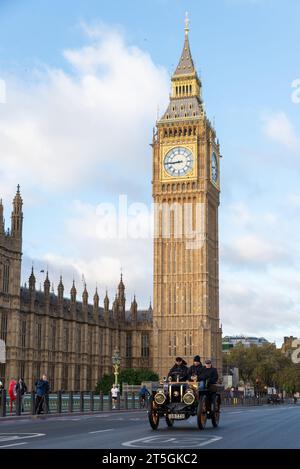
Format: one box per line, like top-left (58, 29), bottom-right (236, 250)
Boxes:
top-left (112, 349), bottom-right (121, 386)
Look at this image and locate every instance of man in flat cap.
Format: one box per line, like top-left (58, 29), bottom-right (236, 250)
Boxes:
top-left (168, 356), bottom-right (188, 382)
top-left (198, 359), bottom-right (219, 390)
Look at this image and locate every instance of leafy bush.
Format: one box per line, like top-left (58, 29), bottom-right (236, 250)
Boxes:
top-left (95, 368), bottom-right (159, 394)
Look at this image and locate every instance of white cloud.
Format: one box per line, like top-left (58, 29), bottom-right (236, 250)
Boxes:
top-left (262, 112), bottom-right (300, 151)
top-left (222, 233), bottom-right (287, 266)
top-left (287, 194), bottom-right (300, 208)
top-left (20, 197), bottom-right (153, 307)
top-left (221, 271), bottom-right (300, 343)
top-left (0, 24), bottom-right (169, 199)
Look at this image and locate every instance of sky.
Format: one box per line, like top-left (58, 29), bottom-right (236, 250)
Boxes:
top-left (0, 0), bottom-right (300, 344)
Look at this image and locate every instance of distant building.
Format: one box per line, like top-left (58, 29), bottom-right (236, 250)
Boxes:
top-left (222, 335), bottom-right (269, 352)
top-left (281, 336), bottom-right (298, 357)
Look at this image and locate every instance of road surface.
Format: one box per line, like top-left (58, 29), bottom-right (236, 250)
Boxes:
top-left (0, 404), bottom-right (299, 449)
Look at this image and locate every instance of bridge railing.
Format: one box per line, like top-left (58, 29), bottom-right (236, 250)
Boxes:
top-left (0, 389), bottom-right (141, 417)
top-left (0, 389), bottom-right (294, 417)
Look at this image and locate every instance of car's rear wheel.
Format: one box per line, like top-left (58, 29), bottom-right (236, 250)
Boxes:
top-left (197, 395), bottom-right (207, 430)
top-left (165, 414), bottom-right (174, 427)
top-left (211, 394), bottom-right (221, 428)
top-left (148, 396), bottom-right (160, 430)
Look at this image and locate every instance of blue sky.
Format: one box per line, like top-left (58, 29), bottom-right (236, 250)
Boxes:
top-left (0, 0), bottom-right (300, 343)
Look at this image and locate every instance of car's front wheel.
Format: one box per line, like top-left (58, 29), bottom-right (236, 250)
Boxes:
top-left (165, 414), bottom-right (174, 427)
top-left (148, 396), bottom-right (160, 430)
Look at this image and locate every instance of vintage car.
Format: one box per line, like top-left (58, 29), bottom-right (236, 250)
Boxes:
top-left (148, 373), bottom-right (223, 430)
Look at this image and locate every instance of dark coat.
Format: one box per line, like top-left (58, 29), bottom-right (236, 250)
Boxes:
top-left (16, 381), bottom-right (27, 395)
top-left (187, 363), bottom-right (203, 381)
top-left (35, 379), bottom-right (50, 397)
top-left (198, 367), bottom-right (218, 385)
top-left (168, 363), bottom-right (188, 381)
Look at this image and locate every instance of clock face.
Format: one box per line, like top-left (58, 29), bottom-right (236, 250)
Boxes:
top-left (164, 147), bottom-right (193, 177)
top-left (212, 152), bottom-right (218, 183)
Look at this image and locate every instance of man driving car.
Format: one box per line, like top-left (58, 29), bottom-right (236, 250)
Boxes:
top-left (168, 356), bottom-right (188, 381)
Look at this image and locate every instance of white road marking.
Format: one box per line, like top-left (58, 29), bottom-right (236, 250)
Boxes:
top-left (89, 428), bottom-right (114, 434)
top-left (122, 435), bottom-right (223, 448)
top-left (0, 442), bottom-right (28, 449)
top-left (198, 436), bottom-right (223, 447)
top-left (0, 433), bottom-right (45, 443)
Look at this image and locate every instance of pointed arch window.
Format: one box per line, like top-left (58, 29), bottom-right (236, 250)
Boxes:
top-left (184, 331), bottom-right (187, 355)
top-left (0, 312), bottom-right (7, 342)
top-left (189, 331), bottom-right (193, 355)
top-left (2, 263), bottom-right (9, 293)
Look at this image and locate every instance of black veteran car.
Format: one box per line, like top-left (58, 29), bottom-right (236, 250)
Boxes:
top-left (148, 375), bottom-right (223, 430)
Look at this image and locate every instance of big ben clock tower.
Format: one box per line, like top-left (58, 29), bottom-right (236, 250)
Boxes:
top-left (152, 15), bottom-right (222, 377)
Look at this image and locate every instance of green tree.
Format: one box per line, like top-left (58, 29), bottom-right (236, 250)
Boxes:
top-left (95, 373), bottom-right (114, 394)
top-left (95, 368), bottom-right (159, 394)
top-left (224, 343), bottom-right (300, 392)
top-left (136, 369), bottom-right (159, 383)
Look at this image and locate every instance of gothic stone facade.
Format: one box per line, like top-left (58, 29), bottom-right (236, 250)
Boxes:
top-left (0, 190), bottom-right (152, 391)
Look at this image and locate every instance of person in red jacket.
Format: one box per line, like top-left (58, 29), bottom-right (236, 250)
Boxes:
top-left (8, 379), bottom-right (17, 414)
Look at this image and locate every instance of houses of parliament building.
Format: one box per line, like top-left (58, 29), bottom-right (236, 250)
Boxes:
top-left (0, 187), bottom-right (153, 391)
top-left (0, 17), bottom-right (222, 390)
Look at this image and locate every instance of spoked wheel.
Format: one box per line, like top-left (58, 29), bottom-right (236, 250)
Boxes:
top-left (148, 396), bottom-right (160, 430)
top-left (211, 394), bottom-right (221, 428)
top-left (165, 414), bottom-right (174, 427)
top-left (197, 395), bottom-right (207, 430)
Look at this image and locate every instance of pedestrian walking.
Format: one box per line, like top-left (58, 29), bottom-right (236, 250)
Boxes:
top-left (8, 379), bottom-right (17, 414)
top-left (16, 377), bottom-right (28, 412)
top-left (35, 374), bottom-right (50, 414)
top-left (111, 384), bottom-right (119, 409)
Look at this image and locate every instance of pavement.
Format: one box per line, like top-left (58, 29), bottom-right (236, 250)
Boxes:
top-left (0, 404), bottom-right (300, 449)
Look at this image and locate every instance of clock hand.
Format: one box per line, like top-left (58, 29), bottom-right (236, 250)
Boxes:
top-left (169, 160), bottom-right (183, 165)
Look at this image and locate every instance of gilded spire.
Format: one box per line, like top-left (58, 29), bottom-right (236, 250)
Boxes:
top-left (160, 14), bottom-right (203, 120)
top-left (173, 13), bottom-right (195, 77)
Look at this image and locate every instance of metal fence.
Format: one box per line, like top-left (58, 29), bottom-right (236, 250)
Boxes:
top-left (0, 390), bottom-right (141, 417)
top-left (0, 389), bottom-right (293, 418)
